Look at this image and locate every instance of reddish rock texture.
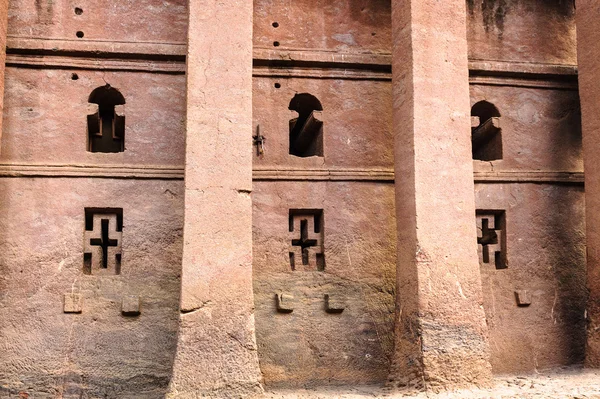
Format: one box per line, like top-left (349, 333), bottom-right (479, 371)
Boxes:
top-left (0, 179), bottom-right (183, 397)
top-left (8, 0), bottom-right (187, 43)
top-left (167, 0), bottom-right (262, 397)
top-left (254, 0), bottom-right (391, 52)
top-left (467, 0), bottom-right (576, 65)
top-left (390, 0), bottom-right (492, 388)
top-left (252, 181), bottom-right (396, 387)
top-left (0, 0), bottom-right (7, 145)
top-left (0, 0), bottom-right (592, 397)
top-left (0, 0), bottom-right (187, 397)
top-left (576, 0), bottom-right (600, 368)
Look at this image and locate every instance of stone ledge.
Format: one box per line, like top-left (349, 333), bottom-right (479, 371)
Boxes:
top-left (4, 55), bottom-right (578, 87)
top-left (2, 41), bottom-right (581, 88)
top-left (253, 65), bottom-right (390, 81)
top-left (0, 163), bottom-right (584, 184)
top-left (253, 47), bottom-right (392, 69)
top-left (474, 170), bottom-right (583, 184)
top-left (252, 167), bottom-right (394, 181)
top-left (470, 75), bottom-right (577, 90)
top-left (0, 162), bottom-right (184, 179)
top-left (6, 54), bottom-right (185, 74)
top-left (469, 60), bottom-right (578, 90)
top-left (6, 36), bottom-right (187, 59)
top-left (469, 59), bottom-right (578, 76)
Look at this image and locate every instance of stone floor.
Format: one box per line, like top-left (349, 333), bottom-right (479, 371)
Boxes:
top-left (262, 367), bottom-right (600, 398)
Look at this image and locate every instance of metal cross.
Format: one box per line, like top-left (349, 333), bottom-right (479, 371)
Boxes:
top-left (253, 125), bottom-right (266, 156)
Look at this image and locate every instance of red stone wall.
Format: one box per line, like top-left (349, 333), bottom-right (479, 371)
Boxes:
top-left (467, 0), bottom-right (576, 65)
top-left (254, 0), bottom-right (391, 52)
top-left (0, 1), bottom-right (186, 397)
top-left (468, 0), bottom-right (585, 374)
top-left (251, 1), bottom-right (396, 387)
top-left (2, 69), bottom-right (186, 165)
top-left (0, 0), bottom-right (587, 395)
top-left (8, 0), bottom-right (187, 43)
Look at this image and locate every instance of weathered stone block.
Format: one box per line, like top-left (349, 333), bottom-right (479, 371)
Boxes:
top-left (63, 293), bottom-right (82, 314)
top-left (515, 290), bottom-right (531, 307)
top-left (324, 294), bottom-right (345, 314)
top-left (121, 295), bottom-right (140, 316)
top-left (275, 293), bottom-right (294, 313)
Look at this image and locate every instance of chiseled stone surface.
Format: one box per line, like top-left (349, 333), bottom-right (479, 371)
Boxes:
top-left (0, 0), bottom-right (8, 147)
top-left (7, 0), bottom-right (187, 44)
top-left (576, 0), bottom-right (600, 368)
top-left (63, 292), bottom-right (83, 314)
top-left (167, 0), bottom-right (262, 397)
top-left (466, 0), bottom-right (576, 66)
top-left (0, 179), bottom-right (183, 398)
top-left (252, 181), bottom-right (396, 387)
top-left (390, 0), bottom-right (492, 388)
top-left (0, 0), bottom-right (590, 396)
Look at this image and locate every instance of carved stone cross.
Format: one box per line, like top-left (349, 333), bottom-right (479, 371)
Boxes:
top-left (84, 213), bottom-right (122, 275)
top-left (289, 211), bottom-right (324, 271)
top-left (476, 213), bottom-right (506, 269)
top-left (292, 219), bottom-right (318, 264)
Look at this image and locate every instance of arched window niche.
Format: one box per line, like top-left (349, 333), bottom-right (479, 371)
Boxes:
top-left (471, 100), bottom-right (502, 161)
top-left (87, 85), bottom-right (126, 153)
top-left (288, 93), bottom-right (323, 158)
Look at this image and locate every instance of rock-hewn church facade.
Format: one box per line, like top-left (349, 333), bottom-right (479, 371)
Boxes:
top-left (2, 0), bottom-right (600, 397)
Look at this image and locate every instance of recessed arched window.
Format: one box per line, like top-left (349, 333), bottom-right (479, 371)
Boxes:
top-left (288, 93), bottom-right (323, 157)
top-left (87, 85), bottom-right (126, 153)
top-left (471, 100), bottom-right (502, 161)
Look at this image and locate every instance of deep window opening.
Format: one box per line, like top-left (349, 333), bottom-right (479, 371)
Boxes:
top-left (288, 93), bottom-right (324, 157)
top-left (87, 85), bottom-right (126, 153)
top-left (471, 100), bottom-right (502, 161)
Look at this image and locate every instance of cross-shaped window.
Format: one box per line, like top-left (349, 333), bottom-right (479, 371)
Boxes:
top-left (289, 209), bottom-right (325, 271)
top-left (83, 208), bottom-right (123, 275)
top-left (476, 211), bottom-right (506, 270)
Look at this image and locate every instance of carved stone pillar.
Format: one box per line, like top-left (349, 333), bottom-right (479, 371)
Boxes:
top-left (0, 0), bottom-right (9, 146)
top-left (576, 1), bottom-right (600, 367)
top-left (167, 0), bottom-right (262, 397)
top-left (389, 0), bottom-right (492, 388)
